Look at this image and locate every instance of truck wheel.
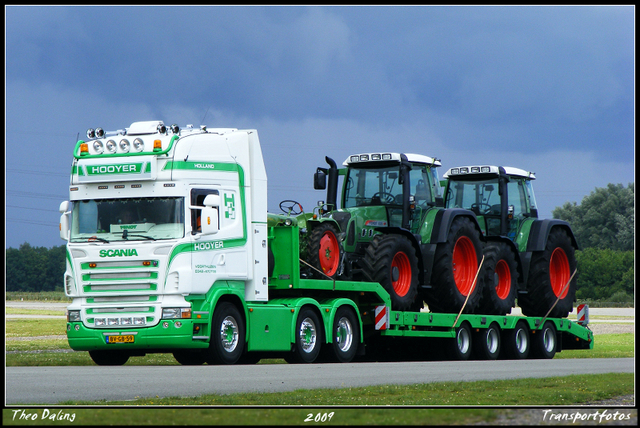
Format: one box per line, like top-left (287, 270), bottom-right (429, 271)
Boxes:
top-left (173, 350), bottom-right (206, 365)
top-left (205, 302), bottom-right (245, 365)
top-left (89, 350), bottom-right (129, 366)
top-left (478, 242), bottom-right (518, 315)
top-left (428, 217), bottom-right (483, 313)
top-left (519, 228), bottom-right (576, 318)
top-left (286, 307), bottom-right (323, 364)
top-left (501, 320), bottom-right (530, 359)
top-left (363, 234), bottom-right (419, 311)
top-left (329, 306), bottom-right (360, 363)
top-left (307, 223), bottom-right (342, 278)
top-left (473, 323), bottom-right (501, 360)
top-left (530, 321), bottom-right (557, 359)
top-left (446, 323), bottom-right (473, 360)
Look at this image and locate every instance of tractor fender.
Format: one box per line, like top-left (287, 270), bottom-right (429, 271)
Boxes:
top-left (525, 219), bottom-right (579, 252)
top-left (429, 208), bottom-right (485, 244)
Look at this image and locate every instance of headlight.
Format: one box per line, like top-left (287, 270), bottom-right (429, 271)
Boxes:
top-left (105, 140), bottom-right (117, 153)
top-left (67, 310), bottom-right (81, 322)
top-left (132, 138), bottom-right (144, 152)
top-left (119, 139), bottom-right (131, 153)
top-left (162, 307), bottom-right (192, 319)
top-left (93, 140), bottom-right (104, 154)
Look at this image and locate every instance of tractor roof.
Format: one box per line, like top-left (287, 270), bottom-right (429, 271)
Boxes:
top-left (443, 165), bottom-right (535, 180)
top-left (344, 152), bottom-right (441, 167)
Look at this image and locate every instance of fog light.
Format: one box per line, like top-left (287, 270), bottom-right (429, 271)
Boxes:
top-left (74, 324), bottom-right (80, 331)
top-left (163, 322), bottom-right (169, 328)
top-left (175, 321), bottom-right (182, 328)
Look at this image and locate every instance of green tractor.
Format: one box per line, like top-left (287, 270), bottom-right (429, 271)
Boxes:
top-left (293, 153), bottom-right (485, 314)
top-left (442, 165), bottom-right (578, 318)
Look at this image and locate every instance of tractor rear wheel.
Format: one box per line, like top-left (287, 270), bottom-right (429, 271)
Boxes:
top-left (427, 217), bottom-right (484, 313)
top-left (307, 222), bottom-right (342, 278)
top-left (363, 234), bottom-right (420, 311)
top-left (478, 242), bottom-right (518, 315)
top-left (519, 228), bottom-right (576, 318)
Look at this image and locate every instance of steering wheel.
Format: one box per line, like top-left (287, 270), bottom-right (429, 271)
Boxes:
top-left (279, 200), bottom-right (303, 215)
top-left (471, 202), bottom-right (492, 214)
top-left (372, 192), bottom-right (396, 204)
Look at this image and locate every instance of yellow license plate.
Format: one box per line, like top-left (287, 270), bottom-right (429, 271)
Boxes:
top-left (106, 335), bottom-right (134, 344)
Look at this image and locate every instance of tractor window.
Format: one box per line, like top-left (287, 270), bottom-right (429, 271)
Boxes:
top-left (445, 179), bottom-right (500, 215)
top-left (344, 166), bottom-right (402, 208)
top-left (411, 166), bottom-right (439, 207)
top-left (507, 180), bottom-right (527, 218)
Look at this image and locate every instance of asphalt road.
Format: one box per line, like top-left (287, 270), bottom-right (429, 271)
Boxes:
top-left (5, 358), bottom-right (634, 405)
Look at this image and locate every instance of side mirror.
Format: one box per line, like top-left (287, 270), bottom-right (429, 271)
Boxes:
top-left (201, 194), bottom-right (221, 235)
top-left (314, 168), bottom-right (327, 190)
top-left (59, 201), bottom-right (70, 241)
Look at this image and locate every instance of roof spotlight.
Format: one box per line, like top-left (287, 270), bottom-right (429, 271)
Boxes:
top-left (95, 128), bottom-right (105, 138)
top-left (170, 124), bottom-right (180, 134)
top-left (157, 123), bottom-right (167, 134)
top-left (87, 128), bottom-right (96, 139)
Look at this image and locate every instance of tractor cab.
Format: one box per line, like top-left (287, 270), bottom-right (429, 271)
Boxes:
top-left (443, 166), bottom-right (538, 241)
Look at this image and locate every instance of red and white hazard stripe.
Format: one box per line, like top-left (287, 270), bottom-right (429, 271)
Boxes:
top-left (375, 305), bottom-right (389, 330)
top-left (577, 304), bottom-right (589, 326)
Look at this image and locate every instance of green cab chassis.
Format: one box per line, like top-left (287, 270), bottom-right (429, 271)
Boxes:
top-left (61, 121), bottom-right (592, 366)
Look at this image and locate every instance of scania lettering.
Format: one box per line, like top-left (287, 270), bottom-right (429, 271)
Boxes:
top-left (61, 120), bottom-right (592, 366)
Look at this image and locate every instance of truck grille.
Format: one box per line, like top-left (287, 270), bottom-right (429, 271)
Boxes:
top-left (79, 259), bottom-right (162, 328)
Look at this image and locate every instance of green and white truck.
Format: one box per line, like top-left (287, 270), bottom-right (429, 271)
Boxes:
top-left (60, 121), bottom-right (593, 365)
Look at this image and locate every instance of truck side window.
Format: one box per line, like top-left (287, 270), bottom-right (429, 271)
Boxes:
top-left (190, 189), bottom-right (219, 233)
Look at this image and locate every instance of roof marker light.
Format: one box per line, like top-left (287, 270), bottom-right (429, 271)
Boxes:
top-left (132, 138), bottom-right (144, 152)
top-left (92, 141), bottom-right (104, 154)
top-left (80, 143), bottom-right (89, 155)
top-left (119, 139), bottom-right (131, 153)
top-left (153, 140), bottom-right (162, 151)
top-left (105, 140), bottom-right (117, 153)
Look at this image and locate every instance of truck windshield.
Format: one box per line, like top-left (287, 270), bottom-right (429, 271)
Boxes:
top-left (69, 197), bottom-right (185, 242)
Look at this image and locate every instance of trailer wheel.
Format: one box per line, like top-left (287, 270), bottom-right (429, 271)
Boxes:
top-left (478, 242), bottom-right (518, 315)
top-left (307, 222), bottom-right (342, 278)
top-left (446, 323), bottom-right (473, 360)
top-left (205, 302), bottom-right (245, 365)
top-left (520, 228), bottom-right (576, 318)
top-left (428, 217), bottom-right (483, 313)
top-left (473, 323), bottom-right (501, 360)
top-left (329, 306), bottom-right (360, 363)
top-left (363, 234), bottom-right (419, 311)
top-left (501, 320), bottom-right (530, 359)
top-left (173, 350), bottom-right (206, 365)
top-left (286, 307), bottom-right (323, 364)
top-left (531, 321), bottom-right (557, 359)
top-left (89, 350), bottom-right (129, 366)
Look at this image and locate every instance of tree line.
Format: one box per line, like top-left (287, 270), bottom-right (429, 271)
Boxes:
top-left (5, 183), bottom-right (634, 302)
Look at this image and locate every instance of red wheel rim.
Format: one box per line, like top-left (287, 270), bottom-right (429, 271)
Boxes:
top-left (319, 231), bottom-right (340, 276)
top-left (391, 252), bottom-right (412, 297)
top-left (452, 236), bottom-right (478, 295)
top-left (549, 247), bottom-right (570, 298)
top-left (494, 259), bottom-right (511, 300)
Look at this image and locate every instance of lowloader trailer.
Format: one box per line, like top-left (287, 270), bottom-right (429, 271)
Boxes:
top-left (60, 121), bottom-right (592, 365)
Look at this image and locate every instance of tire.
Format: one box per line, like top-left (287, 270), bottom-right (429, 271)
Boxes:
top-left (205, 302), bottom-right (245, 365)
top-left (286, 307), bottom-right (323, 364)
top-left (530, 321), bottom-right (557, 359)
top-left (501, 320), bottom-right (530, 360)
top-left (307, 222), bottom-right (342, 278)
top-left (446, 323), bottom-right (473, 360)
top-left (473, 323), bottom-right (501, 360)
top-left (89, 350), bottom-right (129, 366)
top-left (427, 217), bottom-right (484, 313)
top-left (362, 234), bottom-right (420, 311)
top-left (328, 306), bottom-right (360, 363)
top-left (173, 350), bottom-right (206, 365)
top-left (478, 242), bottom-right (518, 315)
top-left (519, 228), bottom-right (576, 318)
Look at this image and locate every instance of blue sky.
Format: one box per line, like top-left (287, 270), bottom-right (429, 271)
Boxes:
top-left (5, 5), bottom-right (635, 249)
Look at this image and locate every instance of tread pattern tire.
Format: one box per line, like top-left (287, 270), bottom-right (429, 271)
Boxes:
top-left (501, 320), bottom-right (530, 360)
top-left (362, 234), bottom-right (420, 311)
top-left (286, 307), bottom-right (323, 364)
top-left (89, 350), bottom-right (129, 366)
top-left (329, 306), bottom-right (360, 363)
top-left (519, 228), bottom-right (576, 318)
top-left (426, 217), bottom-right (484, 313)
top-left (530, 321), bottom-right (557, 359)
top-left (478, 242), bottom-right (518, 315)
top-left (205, 302), bottom-right (245, 365)
top-left (307, 223), bottom-right (342, 278)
